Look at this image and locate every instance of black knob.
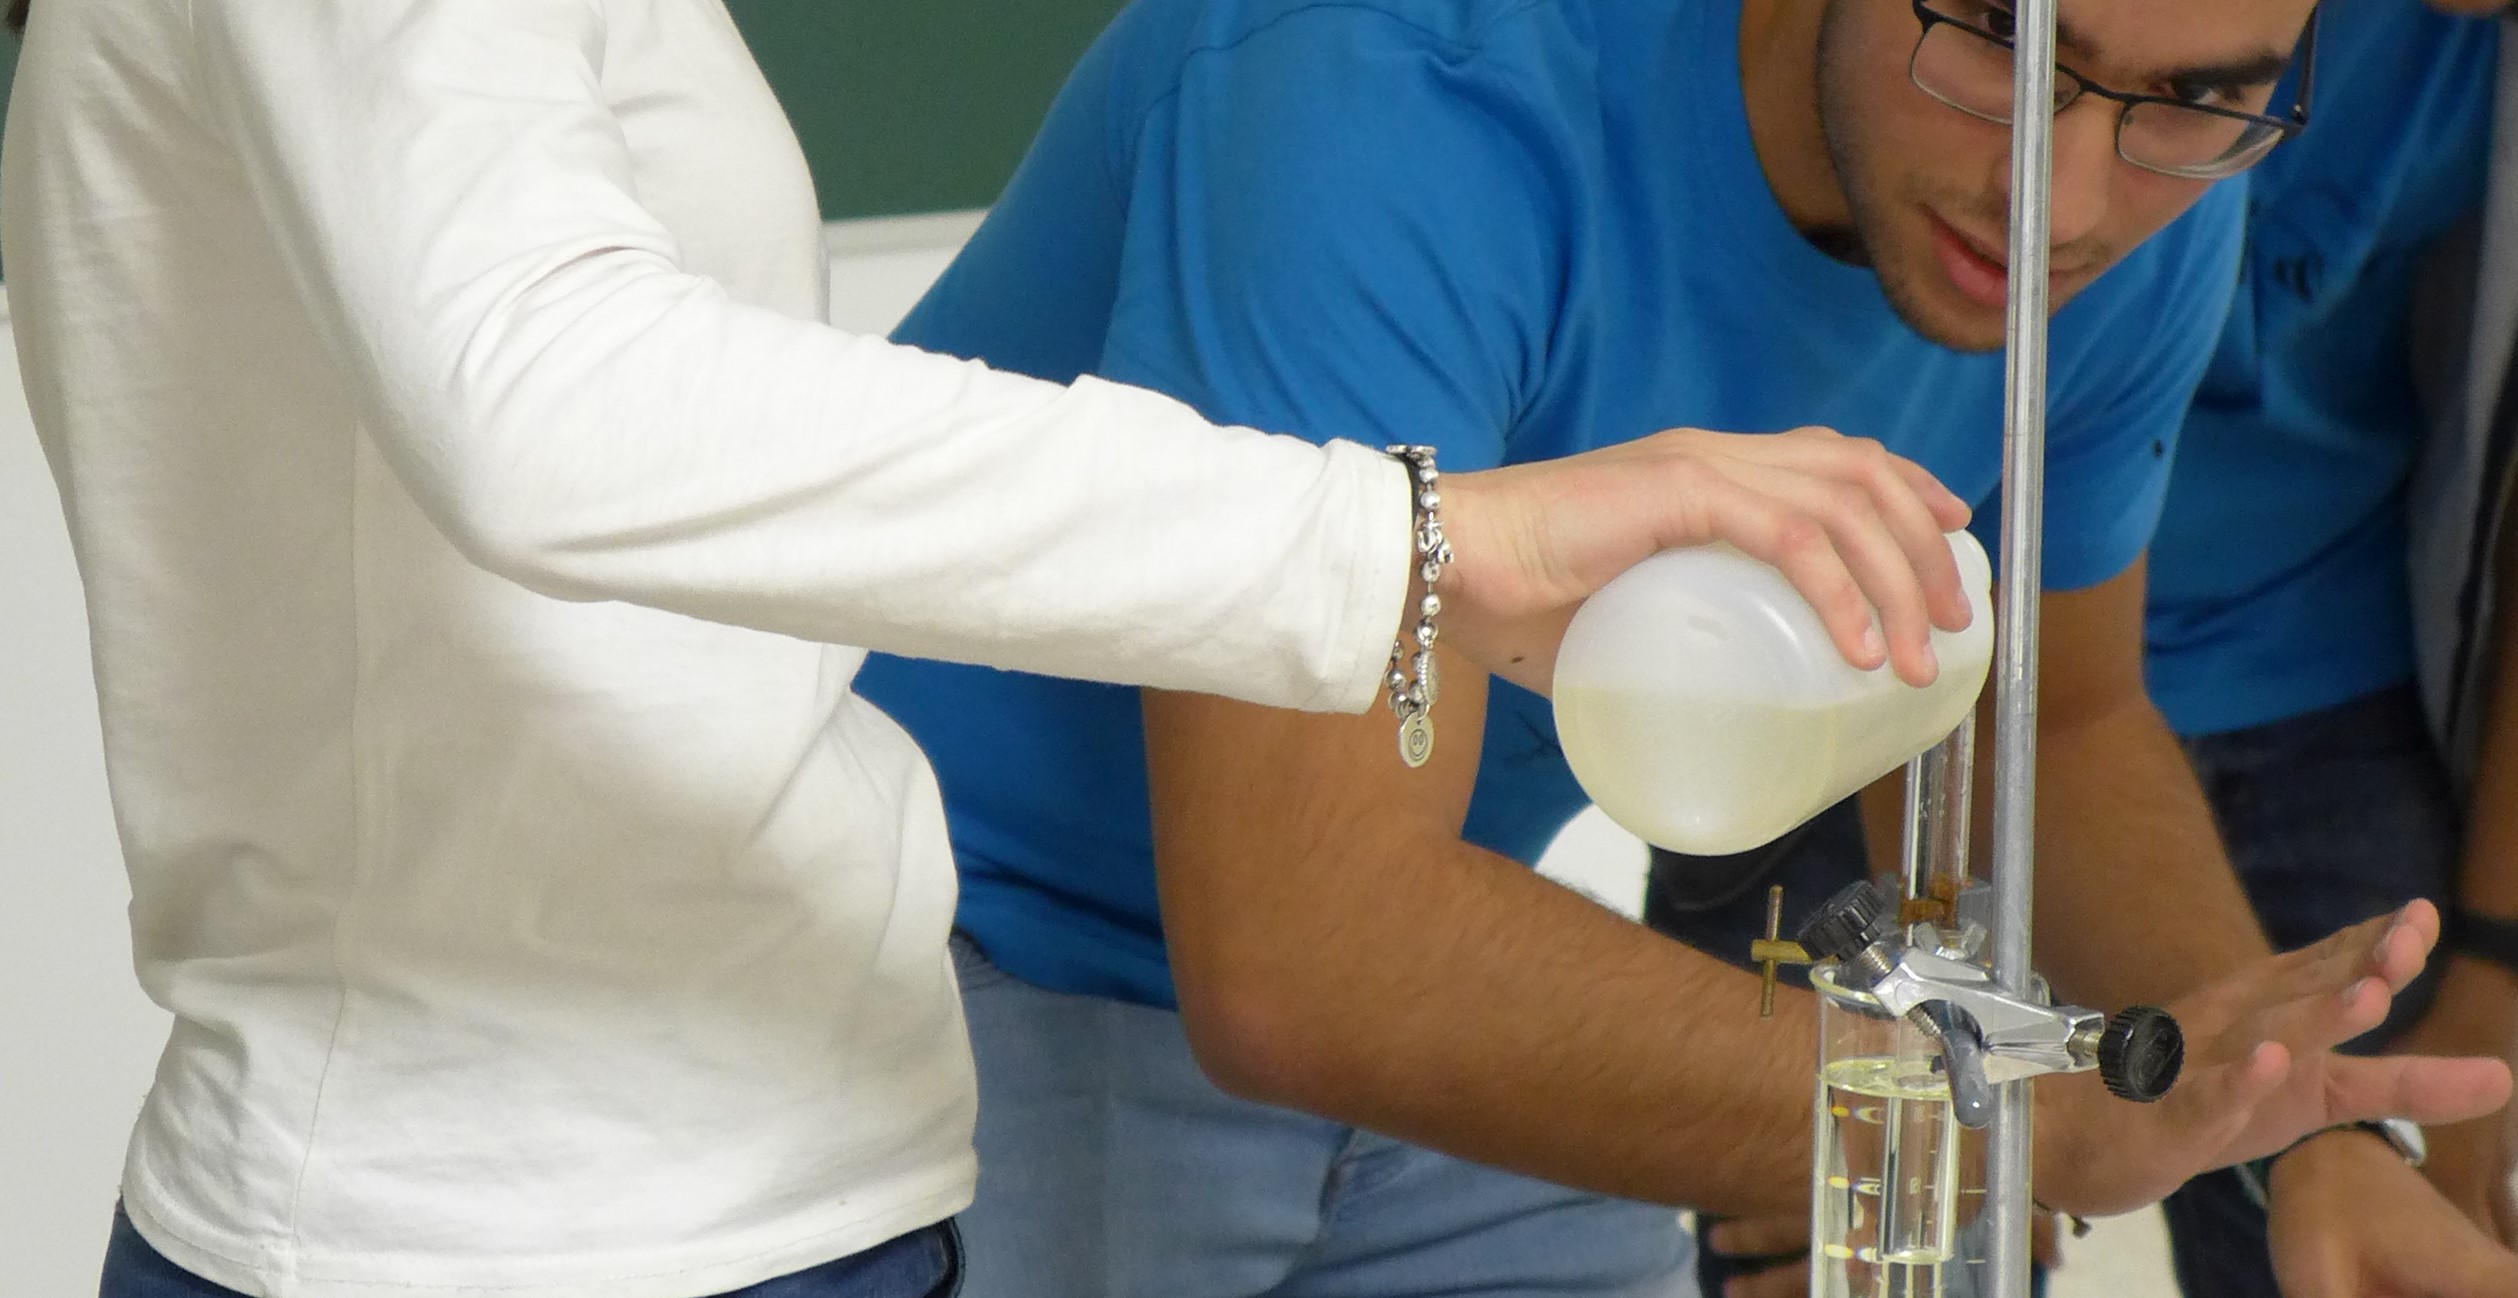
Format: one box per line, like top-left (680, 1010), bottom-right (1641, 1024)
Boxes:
top-left (2098, 1006), bottom-right (2184, 1103)
top-left (1797, 880), bottom-right (1891, 964)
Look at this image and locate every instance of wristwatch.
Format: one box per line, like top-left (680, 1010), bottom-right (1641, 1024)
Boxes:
top-left (2347, 1116), bottom-right (2429, 1167)
top-left (2234, 1118), bottom-right (2427, 1208)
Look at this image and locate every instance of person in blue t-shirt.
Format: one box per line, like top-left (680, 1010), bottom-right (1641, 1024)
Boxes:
top-left (1653, 5), bottom-right (2518, 1295)
top-left (2142, 4), bottom-right (2511, 1293)
top-left (854, 0), bottom-right (2518, 1293)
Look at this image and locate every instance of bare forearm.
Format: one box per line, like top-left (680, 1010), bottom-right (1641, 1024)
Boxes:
top-left (2029, 698), bottom-right (2270, 1007)
top-left (2411, 516), bottom-right (2518, 1058)
top-left (2453, 517), bottom-right (2518, 920)
top-left (2432, 576), bottom-right (2518, 1035)
top-left (1162, 792), bottom-right (2266, 1221)
top-left (1169, 825), bottom-right (1816, 1213)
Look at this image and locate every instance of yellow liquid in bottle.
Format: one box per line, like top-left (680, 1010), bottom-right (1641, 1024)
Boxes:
top-left (1554, 686), bottom-right (1944, 856)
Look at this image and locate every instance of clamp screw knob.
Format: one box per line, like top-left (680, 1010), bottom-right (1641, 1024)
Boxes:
top-left (1798, 880), bottom-right (1891, 965)
top-left (2098, 1006), bottom-right (2184, 1102)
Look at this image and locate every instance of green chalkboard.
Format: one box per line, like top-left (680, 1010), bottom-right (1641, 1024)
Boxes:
top-left (0, 1), bottom-right (1124, 223)
top-left (732, 0), bottom-right (1128, 219)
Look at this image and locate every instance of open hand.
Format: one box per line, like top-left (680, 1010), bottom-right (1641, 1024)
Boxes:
top-left (2038, 901), bottom-right (2513, 1217)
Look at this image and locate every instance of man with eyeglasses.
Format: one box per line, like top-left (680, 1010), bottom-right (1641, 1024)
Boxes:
top-left (852, 0), bottom-right (2518, 1294)
top-left (1665, 3), bottom-right (2518, 1294)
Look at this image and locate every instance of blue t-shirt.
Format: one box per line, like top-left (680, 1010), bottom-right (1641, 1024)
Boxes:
top-left (855, 0), bottom-right (2245, 1009)
top-left (2144, 5), bottom-right (2500, 738)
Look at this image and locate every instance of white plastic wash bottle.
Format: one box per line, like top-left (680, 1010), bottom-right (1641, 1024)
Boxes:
top-left (1552, 529), bottom-right (1994, 856)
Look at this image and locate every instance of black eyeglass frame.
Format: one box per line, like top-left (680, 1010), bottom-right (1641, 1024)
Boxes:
top-left (1907, 0), bottom-right (2319, 180)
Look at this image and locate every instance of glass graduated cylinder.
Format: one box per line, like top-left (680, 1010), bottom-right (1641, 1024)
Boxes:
top-left (1812, 964), bottom-right (1985, 1298)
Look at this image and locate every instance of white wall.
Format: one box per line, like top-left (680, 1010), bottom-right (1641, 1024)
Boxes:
top-left (820, 210), bottom-right (986, 337)
top-left (0, 293), bottom-right (169, 1296)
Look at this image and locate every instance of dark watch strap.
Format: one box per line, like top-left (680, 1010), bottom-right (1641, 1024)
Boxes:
top-left (2447, 910), bottom-right (2518, 977)
top-left (2234, 1119), bottom-right (2425, 1209)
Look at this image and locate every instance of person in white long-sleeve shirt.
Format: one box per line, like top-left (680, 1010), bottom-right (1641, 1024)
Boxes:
top-left (0, 2), bottom-right (2001, 1296)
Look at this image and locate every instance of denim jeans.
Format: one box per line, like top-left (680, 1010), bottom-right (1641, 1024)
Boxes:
top-left (946, 932), bottom-right (1693, 1298)
top-left (1643, 684), bottom-right (2456, 1298)
top-left (99, 1204), bottom-right (963, 1298)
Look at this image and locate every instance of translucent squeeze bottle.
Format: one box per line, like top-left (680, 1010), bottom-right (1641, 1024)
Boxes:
top-left (1551, 530), bottom-right (1994, 856)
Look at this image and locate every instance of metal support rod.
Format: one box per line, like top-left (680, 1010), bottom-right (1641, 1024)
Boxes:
top-left (1987, 0), bottom-right (2058, 1288)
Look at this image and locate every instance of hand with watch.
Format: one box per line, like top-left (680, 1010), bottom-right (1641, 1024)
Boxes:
top-left (2393, 909), bottom-right (2518, 1246)
top-left (2250, 908), bottom-right (2518, 1298)
top-left (2262, 1115), bottom-right (2518, 1298)
top-left (2234, 1116), bottom-right (2426, 1206)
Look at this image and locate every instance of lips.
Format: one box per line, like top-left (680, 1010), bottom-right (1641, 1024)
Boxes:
top-left (1927, 214), bottom-right (2087, 310)
top-left (1929, 215), bottom-right (2012, 310)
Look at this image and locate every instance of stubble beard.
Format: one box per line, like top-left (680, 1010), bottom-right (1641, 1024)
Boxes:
top-left (1809, 0), bottom-right (2005, 354)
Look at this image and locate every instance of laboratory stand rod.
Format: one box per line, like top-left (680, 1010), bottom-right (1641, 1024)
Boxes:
top-left (1986, 0), bottom-right (2059, 1287)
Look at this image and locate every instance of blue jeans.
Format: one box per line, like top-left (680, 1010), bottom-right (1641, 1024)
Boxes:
top-left (99, 1204), bottom-right (962, 1298)
top-left (947, 933), bottom-right (1694, 1298)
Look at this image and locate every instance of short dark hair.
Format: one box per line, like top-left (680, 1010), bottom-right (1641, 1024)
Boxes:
top-left (7, 1), bottom-right (27, 36)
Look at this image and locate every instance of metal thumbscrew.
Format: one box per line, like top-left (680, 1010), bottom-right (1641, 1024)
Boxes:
top-left (1795, 879), bottom-right (1891, 967)
top-left (2097, 1005), bottom-right (2184, 1103)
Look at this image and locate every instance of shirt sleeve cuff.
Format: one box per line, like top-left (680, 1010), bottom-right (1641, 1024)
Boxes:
top-left (1301, 439), bottom-right (1417, 714)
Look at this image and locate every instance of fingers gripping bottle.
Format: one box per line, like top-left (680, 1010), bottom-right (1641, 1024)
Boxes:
top-left (1551, 530), bottom-right (1995, 856)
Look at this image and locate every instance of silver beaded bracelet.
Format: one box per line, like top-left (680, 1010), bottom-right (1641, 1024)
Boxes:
top-left (1384, 444), bottom-right (1450, 768)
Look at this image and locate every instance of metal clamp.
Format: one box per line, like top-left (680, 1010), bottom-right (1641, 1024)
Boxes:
top-left (1798, 880), bottom-right (2183, 1130)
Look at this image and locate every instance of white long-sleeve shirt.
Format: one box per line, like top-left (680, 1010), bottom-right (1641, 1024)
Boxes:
top-left (1, 2), bottom-right (1409, 1294)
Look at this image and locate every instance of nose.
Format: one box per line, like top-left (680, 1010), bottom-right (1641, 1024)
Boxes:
top-left (2039, 96), bottom-right (2119, 250)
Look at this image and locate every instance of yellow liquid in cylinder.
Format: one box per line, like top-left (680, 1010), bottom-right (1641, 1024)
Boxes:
top-left (1813, 1057), bottom-right (1969, 1298)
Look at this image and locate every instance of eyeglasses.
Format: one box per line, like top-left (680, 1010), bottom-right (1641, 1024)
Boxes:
top-left (1908, 0), bottom-right (2317, 180)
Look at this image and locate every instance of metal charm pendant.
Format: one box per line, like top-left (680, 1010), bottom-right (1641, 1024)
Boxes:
top-left (1380, 445), bottom-right (1449, 774)
top-left (1413, 649), bottom-right (1440, 707)
top-left (1399, 711), bottom-right (1434, 768)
